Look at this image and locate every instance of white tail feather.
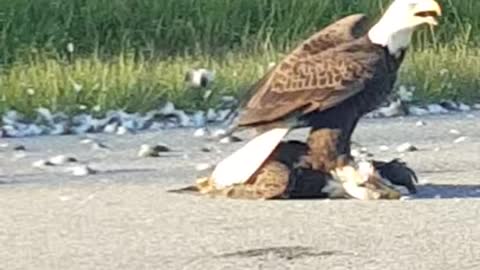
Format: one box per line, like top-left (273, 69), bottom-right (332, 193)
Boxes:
top-left (211, 128), bottom-right (289, 189)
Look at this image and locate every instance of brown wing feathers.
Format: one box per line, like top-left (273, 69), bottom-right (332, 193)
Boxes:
top-left (235, 14), bottom-right (372, 128)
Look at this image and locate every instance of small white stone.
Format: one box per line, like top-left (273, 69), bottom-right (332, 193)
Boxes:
top-left (415, 121), bottom-right (426, 127)
top-left (409, 106), bottom-right (429, 116)
top-left (458, 103), bottom-right (471, 112)
top-left (49, 155), bottom-right (77, 165)
top-left (216, 109), bottom-right (232, 122)
top-left (103, 123), bottom-right (118, 134)
top-left (32, 159), bottom-right (53, 168)
top-left (454, 136), bottom-right (467, 144)
top-left (195, 163), bottom-right (213, 171)
top-left (0, 143), bottom-right (8, 148)
top-left (427, 104), bottom-right (449, 114)
top-left (219, 136), bottom-right (242, 144)
top-left (138, 144), bottom-right (155, 157)
top-left (206, 109), bottom-right (217, 122)
top-left (396, 143), bottom-right (418, 153)
top-left (193, 128), bottom-right (209, 137)
top-left (116, 126), bottom-right (129, 135)
top-left (35, 107), bottom-right (53, 123)
top-left (191, 111), bottom-right (206, 127)
top-left (379, 145), bottom-right (390, 151)
top-left (473, 104), bottom-right (480, 110)
top-left (49, 123), bottom-right (68, 136)
top-left (2, 110), bottom-right (23, 126)
top-left (149, 122), bottom-right (165, 130)
top-left (68, 165), bottom-right (95, 176)
top-left (418, 179), bottom-right (430, 185)
top-left (219, 137), bottom-right (230, 144)
top-left (211, 129), bottom-right (227, 138)
top-left (449, 129), bottom-right (461, 135)
top-left (58, 195), bottom-right (73, 202)
top-left (80, 139), bottom-right (94, 144)
top-left (351, 149), bottom-right (361, 158)
top-left (174, 110), bottom-right (191, 127)
top-left (137, 144), bottom-right (170, 157)
top-left (23, 124), bottom-right (44, 137)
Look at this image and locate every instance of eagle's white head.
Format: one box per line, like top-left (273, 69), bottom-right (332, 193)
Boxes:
top-left (368, 0), bottom-right (442, 56)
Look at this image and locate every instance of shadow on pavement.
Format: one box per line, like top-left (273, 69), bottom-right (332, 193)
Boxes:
top-left (414, 184), bottom-right (480, 199)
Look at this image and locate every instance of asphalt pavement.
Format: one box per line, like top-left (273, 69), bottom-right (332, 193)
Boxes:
top-left (1, 112), bottom-right (480, 270)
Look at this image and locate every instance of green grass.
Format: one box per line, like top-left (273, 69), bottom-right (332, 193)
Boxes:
top-left (0, 0), bottom-right (479, 117)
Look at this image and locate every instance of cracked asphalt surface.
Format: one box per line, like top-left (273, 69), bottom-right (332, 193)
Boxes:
top-left (1, 112), bottom-right (480, 270)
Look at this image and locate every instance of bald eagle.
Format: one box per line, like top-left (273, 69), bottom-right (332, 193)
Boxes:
top-left (211, 0), bottom-right (441, 189)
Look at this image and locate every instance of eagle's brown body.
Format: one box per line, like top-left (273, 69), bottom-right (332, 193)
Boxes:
top-left (231, 14), bottom-right (406, 158)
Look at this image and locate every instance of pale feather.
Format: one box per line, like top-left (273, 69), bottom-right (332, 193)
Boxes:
top-left (211, 128), bottom-right (289, 189)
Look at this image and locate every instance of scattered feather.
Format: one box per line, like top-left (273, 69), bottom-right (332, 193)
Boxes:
top-left (454, 136), bottom-right (467, 144)
top-left (137, 144), bottom-right (170, 157)
top-left (48, 155), bottom-right (78, 165)
top-left (185, 68), bottom-right (215, 88)
top-left (32, 159), bottom-right (53, 168)
top-left (379, 145), bottom-right (390, 151)
top-left (449, 129), bottom-right (461, 135)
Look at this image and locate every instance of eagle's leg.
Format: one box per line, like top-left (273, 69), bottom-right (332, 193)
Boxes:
top-left (303, 128), bottom-right (350, 172)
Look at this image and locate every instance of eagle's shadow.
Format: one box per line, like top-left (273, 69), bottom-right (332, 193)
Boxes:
top-left (412, 184), bottom-right (480, 199)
